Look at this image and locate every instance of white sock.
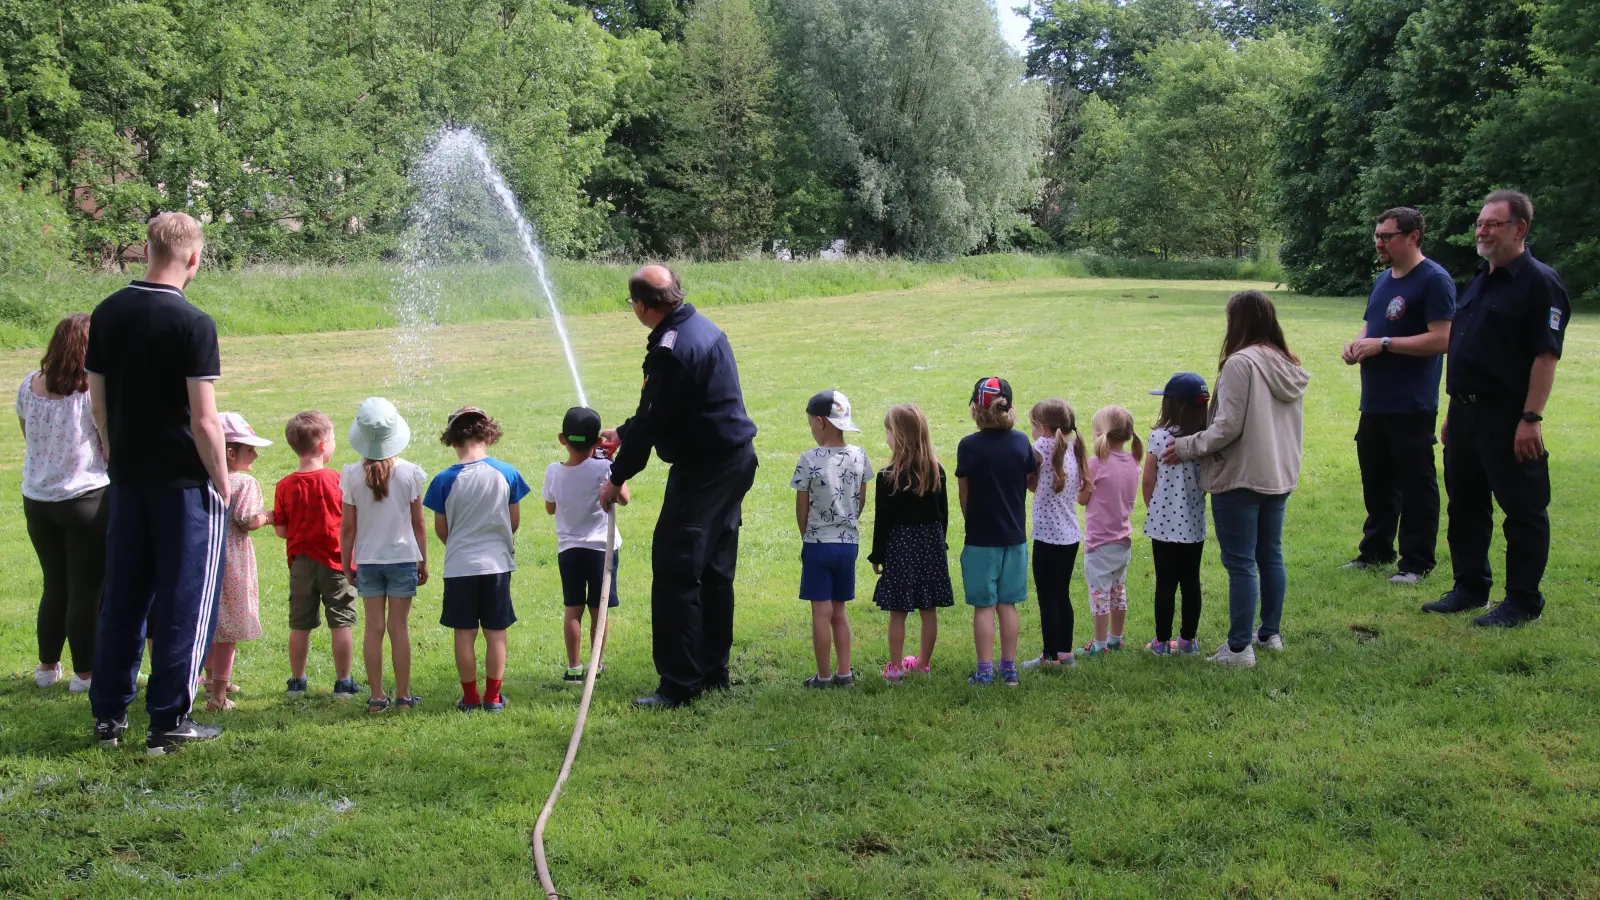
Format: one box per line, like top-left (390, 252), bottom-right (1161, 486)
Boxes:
top-left (1094, 640), bottom-right (1107, 651)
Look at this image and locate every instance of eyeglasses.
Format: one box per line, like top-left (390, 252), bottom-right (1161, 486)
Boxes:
top-left (1373, 231), bottom-right (1411, 243)
top-left (622, 295), bottom-right (636, 307)
top-left (1475, 219), bottom-right (1517, 231)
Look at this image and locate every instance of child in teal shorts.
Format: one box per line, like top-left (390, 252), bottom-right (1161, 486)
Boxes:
top-left (955, 377), bottom-right (1037, 686)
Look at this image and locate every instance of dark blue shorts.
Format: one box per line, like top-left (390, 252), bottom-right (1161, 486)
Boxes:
top-left (557, 548), bottom-right (620, 608)
top-left (799, 542), bottom-right (858, 602)
top-left (440, 572), bottom-right (517, 630)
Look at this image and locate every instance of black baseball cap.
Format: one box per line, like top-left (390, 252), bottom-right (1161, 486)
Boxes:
top-left (563, 407), bottom-right (601, 444)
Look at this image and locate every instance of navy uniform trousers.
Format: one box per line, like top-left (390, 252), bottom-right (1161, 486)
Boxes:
top-left (651, 444), bottom-right (758, 703)
top-left (89, 483), bottom-right (226, 731)
top-left (1445, 398), bottom-right (1551, 612)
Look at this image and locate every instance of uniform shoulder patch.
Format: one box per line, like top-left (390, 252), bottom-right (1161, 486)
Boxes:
top-left (1550, 307), bottom-right (1563, 331)
top-left (659, 329), bottom-right (678, 350)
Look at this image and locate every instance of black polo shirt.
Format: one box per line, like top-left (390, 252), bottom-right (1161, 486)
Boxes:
top-left (1446, 250), bottom-right (1570, 402)
top-left (84, 281), bottom-right (222, 488)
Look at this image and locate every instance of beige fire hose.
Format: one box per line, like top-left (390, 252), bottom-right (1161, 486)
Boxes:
top-left (532, 505), bottom-right (618, 899)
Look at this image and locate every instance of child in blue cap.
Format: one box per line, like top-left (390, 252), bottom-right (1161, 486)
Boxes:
top-left (1142, 373), bottom-right (1210, 654)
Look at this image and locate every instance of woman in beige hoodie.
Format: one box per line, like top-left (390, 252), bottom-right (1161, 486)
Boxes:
top-left (1163, 291), bottom-right (1309, 668)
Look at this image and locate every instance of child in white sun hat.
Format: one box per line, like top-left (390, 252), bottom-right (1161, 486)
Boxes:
top-left (204, 412), bottom-right (273, 710)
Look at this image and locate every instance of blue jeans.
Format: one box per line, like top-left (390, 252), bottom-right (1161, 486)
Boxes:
top-left (1210, 489), bottom-right (1290, 651)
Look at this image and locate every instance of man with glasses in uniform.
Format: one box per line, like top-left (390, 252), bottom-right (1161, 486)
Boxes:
top-left (1423, 190), bottom-right (1570, 627)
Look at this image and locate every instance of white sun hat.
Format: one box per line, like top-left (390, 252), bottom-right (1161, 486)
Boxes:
top-left (219, 411), bottom-right (273, 447)
top-left (348, 397), bottom-right (411, 461)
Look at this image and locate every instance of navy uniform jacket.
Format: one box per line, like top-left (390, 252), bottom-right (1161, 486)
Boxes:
top-left (1446, 249), bottom-right (1570, 402)
top-left (610, 303), bottom-right (757, 485)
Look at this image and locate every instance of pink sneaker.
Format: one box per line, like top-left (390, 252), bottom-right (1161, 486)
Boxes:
top-left (901, 655), bottom-right (931, 674)
top-left (882, 663), bottom-right (904, 682)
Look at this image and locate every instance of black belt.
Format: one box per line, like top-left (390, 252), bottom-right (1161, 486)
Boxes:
top-left (1451, 393), bottom-right (1513, 406)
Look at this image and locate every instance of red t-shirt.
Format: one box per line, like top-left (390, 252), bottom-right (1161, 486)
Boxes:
top-left (274, 468), bottom-right (343, 570)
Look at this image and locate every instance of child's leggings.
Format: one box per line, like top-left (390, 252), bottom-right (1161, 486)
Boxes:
top-left (1151, 539), bottom-right (1204, 642)
top-left (1031, 539), bottom-right (1079, 657)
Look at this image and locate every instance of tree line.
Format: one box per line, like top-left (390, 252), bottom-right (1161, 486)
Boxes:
top-left (1, 0), bottom-right (1595, 300)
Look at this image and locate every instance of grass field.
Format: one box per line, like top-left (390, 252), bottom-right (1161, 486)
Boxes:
top-left (1, 275), bottom-right (1597, 898)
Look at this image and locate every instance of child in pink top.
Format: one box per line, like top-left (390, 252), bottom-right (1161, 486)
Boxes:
top-left (1078, 406), bottom-right (1143, 655)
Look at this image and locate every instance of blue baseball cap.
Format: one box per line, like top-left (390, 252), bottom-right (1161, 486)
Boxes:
top-left (1150, 372), bottom-right (1210, 402)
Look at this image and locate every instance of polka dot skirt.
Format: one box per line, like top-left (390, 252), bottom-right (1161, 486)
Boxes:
top-left (872, 522), bottom-right (955, 612)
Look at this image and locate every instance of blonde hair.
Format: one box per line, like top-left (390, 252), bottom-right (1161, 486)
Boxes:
top-left (1030, 399), bottom-right (1087, 494)
top-left (883, 403), bottom-right (942, 496)
top-left (363, 457), bottom-right (396, 502)
top-left (146, 212), bottom-right (203, 262)
top-left (970, 398), bottom-right (1016, 431)
top-left (1091, 406), bottom-right (1144, 462)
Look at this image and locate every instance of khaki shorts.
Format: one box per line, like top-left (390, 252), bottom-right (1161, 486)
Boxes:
top-left (289, 555), bottom-right (358, 630)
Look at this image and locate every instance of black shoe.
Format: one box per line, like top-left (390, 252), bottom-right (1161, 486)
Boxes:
top-left (633, 693), bottom-right (685, 709)
top-left (1421, 591), bottom-right (1489, 615)
top-left (1473, 601), bottom-right (1542, 628)
top-left (703, 678), bottom-right (731, 693)
top-left (94, 716), bottom-right (128, 748)
top-left (285, 677), bottom-right (308, 698)
top-left (332, 678), bottom-right (360, 699)
top-left (146, 717), bottom-right (223, 756)
top-left (1342, 556), bottom-right (1394, 571)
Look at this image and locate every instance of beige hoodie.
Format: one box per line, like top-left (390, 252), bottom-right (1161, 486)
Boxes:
top-left (1172, 344), bottom-right (1309, 495)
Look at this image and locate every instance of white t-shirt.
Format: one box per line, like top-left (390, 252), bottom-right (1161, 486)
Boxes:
top-left (1031, 436), bottom-right (1082, 546)
top-left (340, 459), bottom-right (427, 564)
top-left (424, 457), bottom-right (531, 578)
top-left (16, 373), bottom-right (110, 502)
top-left (789, 445), bottom-right (873, 544)
top-left (542, 458), bottom-right (623, 553)
top-left (1144, 427), bottom-right (1207, 543)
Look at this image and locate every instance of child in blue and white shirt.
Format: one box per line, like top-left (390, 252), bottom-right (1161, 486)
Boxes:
top-left (423, 406), bottom-right (531, 713)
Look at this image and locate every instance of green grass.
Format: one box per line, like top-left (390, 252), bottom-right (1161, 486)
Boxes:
top-left (0, 253), bottom-right (1286, 348)
top-left (2, 275), bottom-right (1597, 898)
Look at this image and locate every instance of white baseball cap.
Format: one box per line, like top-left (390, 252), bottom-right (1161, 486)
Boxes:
top-left (806, 390), bottom-right (859, 432)
top-left (219, 411), bottom-right (273, 447)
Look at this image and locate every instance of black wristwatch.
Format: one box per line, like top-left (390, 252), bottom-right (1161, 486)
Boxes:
top-left (1521, 411), bottom-right (1543, 424)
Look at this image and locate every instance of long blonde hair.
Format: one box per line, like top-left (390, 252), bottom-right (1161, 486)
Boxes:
top-left (1030, 399), bottom-right (1087, 495)
top-left (363, 457), bottom-right (396, 502)
top-left (883, 403), bottom-right (942, 496)
top-left (1091, 406), bottom-right (1144, 462)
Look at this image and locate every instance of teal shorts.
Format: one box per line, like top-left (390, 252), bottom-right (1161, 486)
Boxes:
top-left (960, 543), bottom-right (1029, 608)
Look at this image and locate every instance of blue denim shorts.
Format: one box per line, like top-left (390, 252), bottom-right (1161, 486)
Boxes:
top-left (356, 562), bottom-right (419, 599)
top-left (799, 542), bottom-right (858, 602)
top-left (960, 543), bottom-right (1029, 607)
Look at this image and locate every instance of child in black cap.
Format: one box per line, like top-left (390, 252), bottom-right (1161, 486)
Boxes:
top-left (542, 407), bottom-right (628, 682)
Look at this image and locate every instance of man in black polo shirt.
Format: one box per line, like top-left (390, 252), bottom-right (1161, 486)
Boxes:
top-left (87, 212), bottom-right (231, 753)
top-left (1423, 190), bottom-right (1569, 627)
top-left (1341, 207), bottom-right (1455, 583)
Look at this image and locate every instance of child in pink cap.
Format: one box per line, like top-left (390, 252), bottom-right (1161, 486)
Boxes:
top-left (204, 411), bottom-right (273, 709)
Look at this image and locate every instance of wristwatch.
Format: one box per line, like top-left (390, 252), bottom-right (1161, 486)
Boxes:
top-left (1522, 411), bottom-right (1543, 423)
top-left (1380, 337), bottom-right (1391, 353)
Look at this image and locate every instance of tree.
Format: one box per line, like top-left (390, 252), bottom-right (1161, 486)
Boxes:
top-left (774, 0), bottom-right (1045, 258)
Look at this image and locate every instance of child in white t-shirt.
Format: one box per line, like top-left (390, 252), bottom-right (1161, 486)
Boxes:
top-left (543, 407), bottom-right (628, 683)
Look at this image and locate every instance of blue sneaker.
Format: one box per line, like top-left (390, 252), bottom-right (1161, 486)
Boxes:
top-left (1146, 639), bottom-right (1173, 656)
top-left (481, 695), bottom-right (505, 713)
top-left (967, 670), bottom-right (994, 685)
top-left (1173, 639), bottom-right (1201, 655)
top-left (1000, 668), bottom-right (1019, 686)
top-left (285, 677), bottom-right (308, 698)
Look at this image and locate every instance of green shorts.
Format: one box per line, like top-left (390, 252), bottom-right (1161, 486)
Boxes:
top-left (960, 543), bottom-right (1029, 608)
top-left (288, 555), bottom-right (359, 630)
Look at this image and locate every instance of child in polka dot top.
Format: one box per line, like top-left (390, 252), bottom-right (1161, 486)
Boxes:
top-left (1142, 373), bottom-right (1211, 655)
top-left (1022, 399), bottom-right (1087, 669)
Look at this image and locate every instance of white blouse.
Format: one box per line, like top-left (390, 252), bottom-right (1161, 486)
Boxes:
top-left (1144, 427), bottom-right (1207, 543)
top-left (1031, 436), bottom-right (1083, 546)
top-left (16, 372), bottom-right (109, 502)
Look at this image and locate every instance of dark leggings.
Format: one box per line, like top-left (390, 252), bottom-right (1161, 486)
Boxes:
top-left (1151, 539), bottom-right (1204, 642)
top-left (1032, 540), bottom-right (1080, 657)
top-left (25, 488), bottom-right (108, 673)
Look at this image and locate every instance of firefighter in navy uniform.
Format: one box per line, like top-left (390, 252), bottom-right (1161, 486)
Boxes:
top-left (1423, 190), bottom-right (1570, 627)
top-left (600, 265), bottom-right (759, 707)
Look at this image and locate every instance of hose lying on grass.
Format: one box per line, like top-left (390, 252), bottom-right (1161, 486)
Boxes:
top-left (532, 506), bottom-right (617, 900)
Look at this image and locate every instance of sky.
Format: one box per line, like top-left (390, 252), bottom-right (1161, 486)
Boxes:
top-left (997, 2), bottom-right (1031, 52)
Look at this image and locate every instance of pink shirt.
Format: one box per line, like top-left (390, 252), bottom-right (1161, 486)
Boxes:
top-left (1084, 451), bottom-right (1139, 550)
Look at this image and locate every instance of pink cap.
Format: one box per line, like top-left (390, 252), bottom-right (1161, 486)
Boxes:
top-left (220, 411), bottom-right (273, 447)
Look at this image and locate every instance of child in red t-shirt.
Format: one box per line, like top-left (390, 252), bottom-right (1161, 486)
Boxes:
top-left (272, 411), bottom-right (362, 700)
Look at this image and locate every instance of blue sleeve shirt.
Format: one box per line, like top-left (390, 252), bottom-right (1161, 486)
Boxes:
top-left (423, 457), bottom-right (531, 578)
top-left (1360, 258), bottom-right (1456, 414)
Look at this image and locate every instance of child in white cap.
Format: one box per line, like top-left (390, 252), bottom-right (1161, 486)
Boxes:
top-left (789, 390), bottom-right (873, 688)
top-left (204, 412), bottom-right (273, 710)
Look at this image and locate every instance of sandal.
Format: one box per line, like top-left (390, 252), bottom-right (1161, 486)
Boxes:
top-left (205, 696), bottom-right (235, 713)
top-left (367, 697), bottom-right (391, 713)
top-left (393, 695), bottom-right (421, 709)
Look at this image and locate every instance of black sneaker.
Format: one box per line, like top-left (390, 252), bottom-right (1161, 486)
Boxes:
top-left (146, 717), bottom-right (223, 756)
top-left (1473, 601), bottom-right (1542, 628)
top-left (1341, 556), bottom-right (1393, 571)
top-left (332, 678), bottom-right (360, 699)
top-left (1421, 591), bottom-right (1489, 615)
top-left (285, 677), bottom-right (308, 698)
top-left (94, 716), bottom-right (128, 748)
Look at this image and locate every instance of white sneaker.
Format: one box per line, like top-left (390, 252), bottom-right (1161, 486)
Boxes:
top-left (69, 674), bottom-right (92, 693)
top-left (1389, 572), bottom-right (1422, 585)
top-left (1253, 634), bottom-right (1284, 652)
top-left (1208, 643), bottom-right (1257, 668)
top-left (34, 664), bottom-right (62, 688)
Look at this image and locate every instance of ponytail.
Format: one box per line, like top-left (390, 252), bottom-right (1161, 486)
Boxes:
top-left (1050, 428), bottom-right (1068, 494)
top-left (364, 457), bottom-right (396, 502)
top-left (1072, 432), bottom-right (1089, 488)
top-left (1130, 432), bottom-right (1144, 463)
